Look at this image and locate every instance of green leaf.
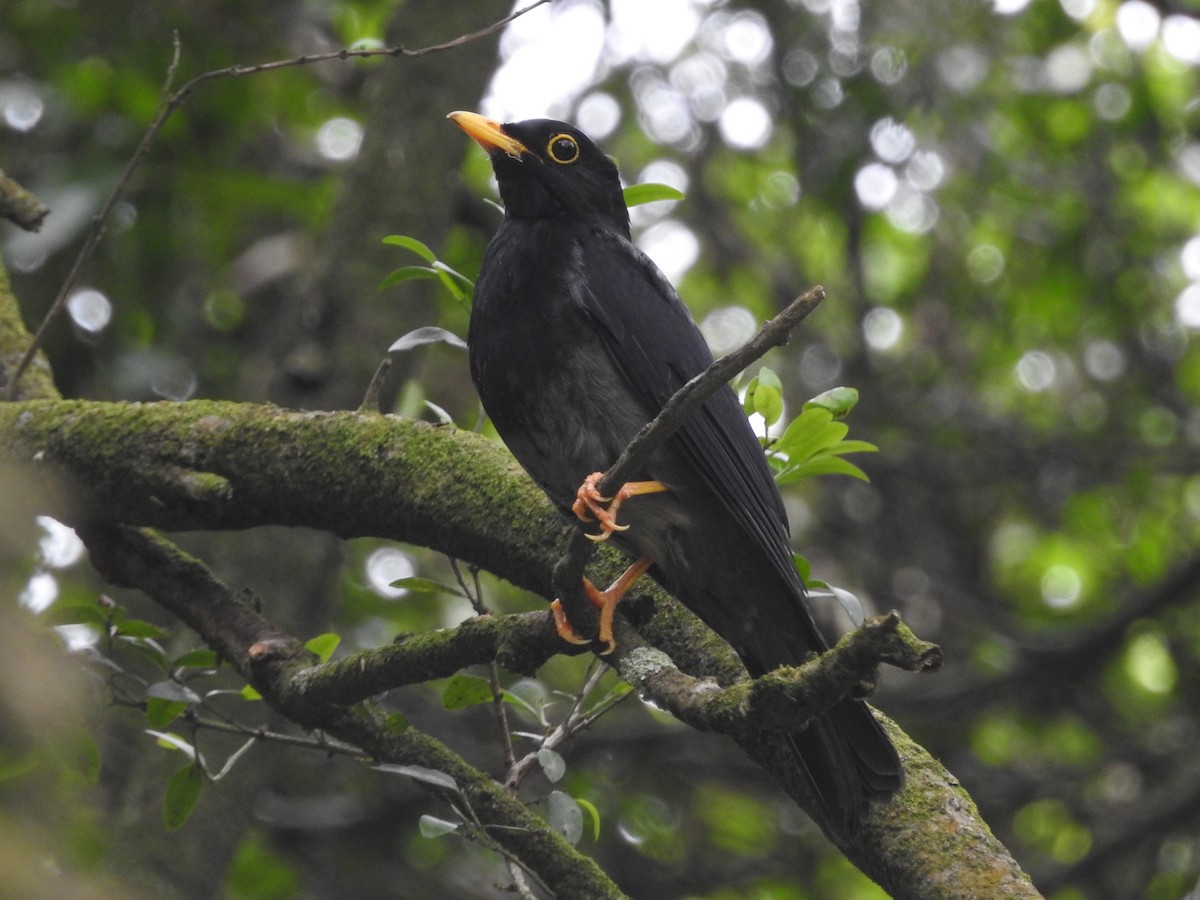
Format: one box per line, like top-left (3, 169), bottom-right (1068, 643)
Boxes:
top-left (575, 796), bottom-right (602, 842)
top-left (147, 681), bottom-right (201, 704)
top-left (776, 455), bottom-right (871, 484)
top-left (304, 633), bottom-right (340, 663)
top-left (743, 367), bottom-right (784, 426)
top-left (42, 602), bottom-right (107, 627)
top-left (538, 747), bottom-right (566, 783)
top-left (116, 619), bottom-right (169, 639)
top-left (418, 814), bottom-right (460, 838)
top-left (378, 265), bottom-right (440, 291)
top-left (753, 386), bottom-right (784, 427)
top-left (388, 576), bottom-right (465, 597)
top-left (164, 761), bottom-right (205, 831)
top-left (831, 585), bottom-right (865, 625)
top-left (240, 684), bottom-right (263, 701)
top-left (756, 367), bottom-right (783, 392)
top-left (388, 326), bottom-right (467, 353)
top-left (433, 261), bottom-right (475, 292)
top-left (146, 730), bottom-right (198, 760)
top-left (623, 182), bottom-right (685, 207)
top-left (114, 635), bottom-right (171, 671)
top-left (792, 553), bottom-right (812, 582)
top-left (433, 268), bottom-right (468, 302)
top-left (774, 406), bottom-right (831, 453)
top-left (804, 385), bottom-right (860, 418)
top-left (173, 649), bottom-right (219, 669)
top-left (146, 697), bottom-right (188, 729)
top-left (374, 764), bottom-right (459, 792)
top-left (742, 373), bottom-right (760, 416)
top-left (442, 673), bottom-right (494, 710)
top-left (546, 790), bottom-right (584, 845)
top-left (774, 408), bottom-right (847, 463)
top-left (382, 234), bottom-right (437, 263)
top-left (500, 689), bottom-right (544, 721)
top-left (384, 712), bottom-right (409, 734)
top-left (830, 439), bottom-right (879, 456)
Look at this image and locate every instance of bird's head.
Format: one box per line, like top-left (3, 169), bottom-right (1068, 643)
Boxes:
top-left (449, 111), bottom-right (629, 235)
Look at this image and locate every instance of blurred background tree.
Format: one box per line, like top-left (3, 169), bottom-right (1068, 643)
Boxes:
top-left (2, 0), bottom-right (1199, 897)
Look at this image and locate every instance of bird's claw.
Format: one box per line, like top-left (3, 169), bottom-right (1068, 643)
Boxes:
top-left (572, 472), bottom-right (668, 542)
top-left (551, 593), bottom-right (615, 654)
top-left (550, 599), bottom-right (593, 646)
top-left (549, 559), bottom-right (653, 656)
top-left (572, 472), bottom-right (627, 542)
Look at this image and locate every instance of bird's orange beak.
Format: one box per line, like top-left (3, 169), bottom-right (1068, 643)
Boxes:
top-left (448, 111), bottom-right (529, 159)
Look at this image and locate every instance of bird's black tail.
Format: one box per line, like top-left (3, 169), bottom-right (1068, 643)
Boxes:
top-left (784, 697), bottom-right (901, 841)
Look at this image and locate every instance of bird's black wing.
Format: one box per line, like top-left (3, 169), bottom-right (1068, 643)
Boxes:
top-left (570, 226), bottom-right (810, 619)
top-left (570, 227), bottom-right (904, 832)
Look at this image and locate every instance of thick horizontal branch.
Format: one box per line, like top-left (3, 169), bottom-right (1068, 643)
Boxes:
top-left (0, 398), bottom-right (568, 598)
top-left (293, 610), bottom-right (586, 707)
top-left (295, 576), bottom-right (939, 752)
top-left (1, 397), bottom-right (1040, 898)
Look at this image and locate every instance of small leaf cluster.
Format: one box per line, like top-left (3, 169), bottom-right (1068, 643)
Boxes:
top-left (743, 372), bottom-right (878, 484)
top-left (426, 670), bottom-right (618, 846)
top-left (48, 595), bottom-right (349, 831)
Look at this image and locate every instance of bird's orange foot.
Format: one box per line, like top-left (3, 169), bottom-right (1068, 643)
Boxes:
top-left (570, 472), bottom-right (669, 543)
top-left (550, 599), bottom-right (593, 646)
top-left (550, 557), bottom-right (654, 655)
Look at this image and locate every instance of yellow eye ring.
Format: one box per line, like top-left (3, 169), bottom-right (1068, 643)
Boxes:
top-left (547, 133), bottom-right (580, 164)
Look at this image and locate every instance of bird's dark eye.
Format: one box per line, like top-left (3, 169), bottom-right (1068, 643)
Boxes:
top-left (546, 133), bottom-right (580, 165)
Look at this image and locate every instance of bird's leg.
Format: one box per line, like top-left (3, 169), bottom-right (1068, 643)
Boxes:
top-left (571, 471), bottom-right (670, 542)
top-left (550, 556), bottom-right (653, 654)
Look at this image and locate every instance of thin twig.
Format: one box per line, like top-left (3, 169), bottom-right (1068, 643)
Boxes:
top-left (449, 555), bottom-right (521, 775)
top-left (4, 35), bottom-right (182, 400)
top-left (505, 858), bottom-right (541, 900)
top-left (3, 0), bottom-right (554, 399)
top-left (185, 713), bottom-right (366, 757)
top-left (503, 659), bottom-right (624, 793)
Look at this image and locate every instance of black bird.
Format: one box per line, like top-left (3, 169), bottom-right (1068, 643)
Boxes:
top-left (449, 111), bottom-right (901, 839)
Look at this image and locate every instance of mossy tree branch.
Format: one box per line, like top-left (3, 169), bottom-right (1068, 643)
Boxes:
top-left (0, 259), bottom-right (1040, 898)
top-left (0, 395), bottom-right (1042, 898)
top-left (77, 522), bottom-right (625, 900)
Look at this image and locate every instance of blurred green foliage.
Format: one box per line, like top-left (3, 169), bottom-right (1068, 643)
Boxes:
top-left (3, 0), bottom-right (1200, 898)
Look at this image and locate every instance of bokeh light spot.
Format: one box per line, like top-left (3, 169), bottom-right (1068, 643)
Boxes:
top-left (67, 288), bottom-right (113, 333)
top-left (365, 547), bottom-right (416, 599)
top-left (316, 117), bottom-right (363, 162)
